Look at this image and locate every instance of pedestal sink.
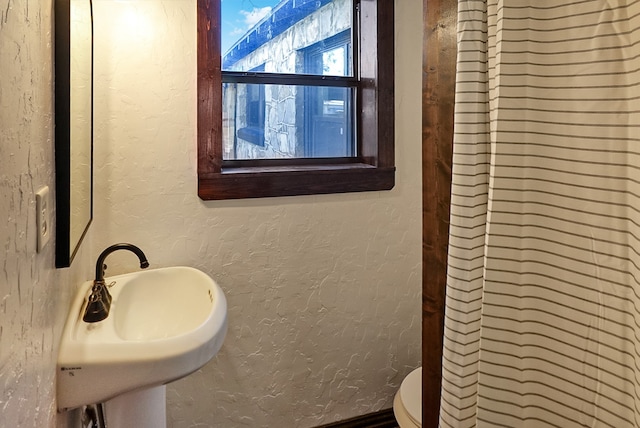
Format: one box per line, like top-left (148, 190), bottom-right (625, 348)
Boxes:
top-left (57, 266), bottom-right (227, 412)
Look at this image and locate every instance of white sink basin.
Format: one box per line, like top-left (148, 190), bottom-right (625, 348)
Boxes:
top-left (57, 266), bottom-right (227, 411)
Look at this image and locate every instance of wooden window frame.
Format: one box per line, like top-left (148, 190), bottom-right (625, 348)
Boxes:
top-left (197, 0), bottom-right (394, 200)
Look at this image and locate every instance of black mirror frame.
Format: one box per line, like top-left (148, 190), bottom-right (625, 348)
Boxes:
top-left (54, 0), bottom-right (94, 268)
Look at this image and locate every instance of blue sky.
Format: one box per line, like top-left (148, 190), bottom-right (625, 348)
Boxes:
top-left (221, 0), bottom-right (281, 55)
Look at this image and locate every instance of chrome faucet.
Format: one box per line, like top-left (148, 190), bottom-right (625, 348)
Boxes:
top-left (83, 243), bottom-right (150, 323)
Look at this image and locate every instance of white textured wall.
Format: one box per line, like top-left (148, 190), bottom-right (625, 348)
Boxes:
top-left (92, 0), bottom-right (422, 427)
top-left (0, 1), bottom-right (92, 426)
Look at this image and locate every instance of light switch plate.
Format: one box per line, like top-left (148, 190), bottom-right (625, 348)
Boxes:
top-left (36, 186), bottom-right (51, 252)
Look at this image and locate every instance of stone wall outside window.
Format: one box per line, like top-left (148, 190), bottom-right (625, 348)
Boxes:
top-left (222, 0), bottom-right (351, 159)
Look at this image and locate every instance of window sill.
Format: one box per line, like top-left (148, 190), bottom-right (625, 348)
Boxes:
top-left (198, 163), bottom-right (395, 200)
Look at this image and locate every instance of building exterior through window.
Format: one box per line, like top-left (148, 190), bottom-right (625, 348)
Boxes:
top-left (221, 0), bottom-right (354, 160)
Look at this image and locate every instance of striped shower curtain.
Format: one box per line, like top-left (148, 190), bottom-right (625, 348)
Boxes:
top-left (440, 1), bottom-right (640, 427)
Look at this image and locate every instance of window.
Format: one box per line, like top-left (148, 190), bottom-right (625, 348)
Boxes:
top-left (303, 31), bottom-right (353, 158)
top-left (197, 0), bottom-right (394, 200)
top-left (232, 65), bottom-right (266, 151)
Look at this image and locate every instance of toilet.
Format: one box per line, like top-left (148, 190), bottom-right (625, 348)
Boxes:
top-left (393, 367), bottom-right (422, 428)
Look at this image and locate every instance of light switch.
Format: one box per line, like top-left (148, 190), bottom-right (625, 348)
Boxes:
top-left (36, 186), bottom-right (51, 252)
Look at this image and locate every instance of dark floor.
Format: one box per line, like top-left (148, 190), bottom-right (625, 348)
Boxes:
top-left (315, 408), bottom-right (398, 428)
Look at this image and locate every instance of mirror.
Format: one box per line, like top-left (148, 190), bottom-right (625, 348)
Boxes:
top-left (55, 0), bottom-right (94, 268)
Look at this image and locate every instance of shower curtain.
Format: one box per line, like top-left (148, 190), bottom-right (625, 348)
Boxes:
top-left (440, 1), bottom-right (640, 427)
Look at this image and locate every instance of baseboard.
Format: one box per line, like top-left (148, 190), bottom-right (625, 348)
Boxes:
top-left (315, 408), bottom-right (398, 428)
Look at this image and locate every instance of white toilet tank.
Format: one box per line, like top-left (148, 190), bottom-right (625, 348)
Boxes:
top-left (393, 367), bottom-right (422, 428)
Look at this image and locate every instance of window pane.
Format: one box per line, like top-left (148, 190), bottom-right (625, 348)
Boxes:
top-left (222, 0), bottom-right (353, 77)
top-left (223, 82), bottom-right (354, 160)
